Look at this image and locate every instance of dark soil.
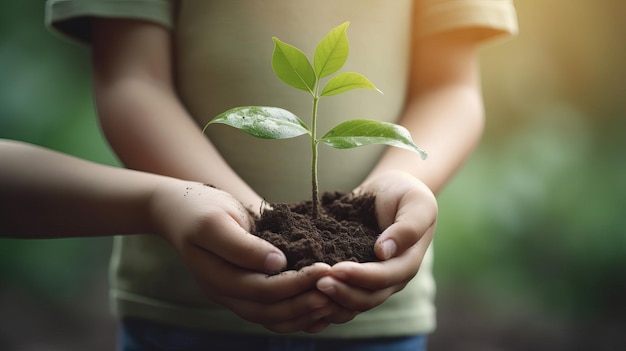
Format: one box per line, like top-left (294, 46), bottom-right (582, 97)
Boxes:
top-left (252, 191), bottom-right (381, 271)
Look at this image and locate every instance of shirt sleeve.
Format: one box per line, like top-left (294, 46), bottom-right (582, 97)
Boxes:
top-left (45, 0), bottom-right (175, 44)
top-left (415, 0), bottom-right (518, 42)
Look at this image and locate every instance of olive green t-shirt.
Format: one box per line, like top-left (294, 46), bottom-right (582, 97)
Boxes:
top-left (46, 0), bottom-right (517, 337)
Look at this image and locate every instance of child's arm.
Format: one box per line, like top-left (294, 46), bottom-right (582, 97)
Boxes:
top-left (0, 139), bottom-right (251, 239)
top-left (317, 28), bottom-right (487, 320)
top-left (0, 139), bottom-right (335, 333)
top-left (91, 19), bottom-right (262, 209)
top-left (369, 28), bottom-right (489, 193)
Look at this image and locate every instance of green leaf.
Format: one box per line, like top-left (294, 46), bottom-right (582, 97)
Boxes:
top-left (314, 21), bottom-right (350, 79)
top-left (320, 72), bottom-right (379, 97)
top-left (204, 106), bottom-right (310, 139)
top-left (319, 119), bottom-right (428, 159)
top-left (272, 38), bottom-right (316, 93)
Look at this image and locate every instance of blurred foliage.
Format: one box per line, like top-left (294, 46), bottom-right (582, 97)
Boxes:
top-left (436, 110), bottom-right (626, 321)
top-left (0, 2), bottom-right (116, 302)
top-left (0, 0), bottom-right (625, 348)
top-left (434, 0), bottom-right (626, 334)
top-left (0, 2), bottom-right (117, 163)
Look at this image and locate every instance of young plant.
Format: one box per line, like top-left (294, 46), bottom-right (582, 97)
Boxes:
top-left (203, 22), bottom-right (427, 219)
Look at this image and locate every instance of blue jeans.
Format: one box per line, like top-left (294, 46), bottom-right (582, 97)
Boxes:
top-left (119, 318), bottom-right (428, 351)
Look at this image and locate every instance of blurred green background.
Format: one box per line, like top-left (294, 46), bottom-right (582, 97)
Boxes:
top-left (1, 1), bottom-right (624, 350)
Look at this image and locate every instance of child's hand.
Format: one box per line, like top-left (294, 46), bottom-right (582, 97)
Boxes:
top-left (149, 180), bottom-right (335, 333)
top-left (316, 170), bottom-right (437, 322)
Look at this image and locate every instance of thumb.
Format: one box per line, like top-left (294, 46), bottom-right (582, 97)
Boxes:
top-left (197, 214), bottom-right (287, 274)
top-left (374, 196), bottom-right (437, 261)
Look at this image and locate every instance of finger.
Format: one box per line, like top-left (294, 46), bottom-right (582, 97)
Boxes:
top-left (248, 263), bottom-right (333, 302)
top-left (323, 311), bottom-right (359, 325)
top-left (302, 320), bottom-right (332, 334)
top-left (320, 304), bottom-right (359, 324)
top-left (317, 275), bottom-right (395, 313)
top-left (188, 248), bottom-right (330, 302)
top-left (216, 289), bottom-right (332, 326)
top-left (193, 213), bottom-right (287, 274)
top-left (328, 235), bottom-right (431, 291)
top-left (264, 299), bottom-right (355, 333)
top-left (375, 190), bottom-right (437, 260)
top-left (305, 295), bottom-right (360, 325)
top-left (264, 308), bottom-right (332, 334)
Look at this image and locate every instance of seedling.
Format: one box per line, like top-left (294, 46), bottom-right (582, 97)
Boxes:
top-left (203, 22), bottom-right (427, 219)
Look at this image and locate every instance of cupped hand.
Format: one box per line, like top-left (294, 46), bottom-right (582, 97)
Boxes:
top-left (149, 180), bottom-right (335, 333)
top-left (316, 170), bottom-right (437, 321)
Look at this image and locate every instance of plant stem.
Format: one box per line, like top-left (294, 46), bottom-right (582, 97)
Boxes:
top-left (311, 94), bottom-right (320, 220)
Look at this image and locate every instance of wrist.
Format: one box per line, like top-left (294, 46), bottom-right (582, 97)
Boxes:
top-left (145, 177), bottom-right (189, 239)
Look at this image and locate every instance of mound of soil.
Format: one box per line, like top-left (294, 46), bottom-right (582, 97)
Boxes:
top-left (252, 191), bottom-right (381, 271)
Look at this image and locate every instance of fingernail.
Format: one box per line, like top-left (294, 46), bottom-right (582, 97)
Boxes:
top-left (317, 277), bottom-right (336, 295)
top-left (381, 239), bottom-right (397, 260)
top-left (264, 252), bottom-right (286, 273)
